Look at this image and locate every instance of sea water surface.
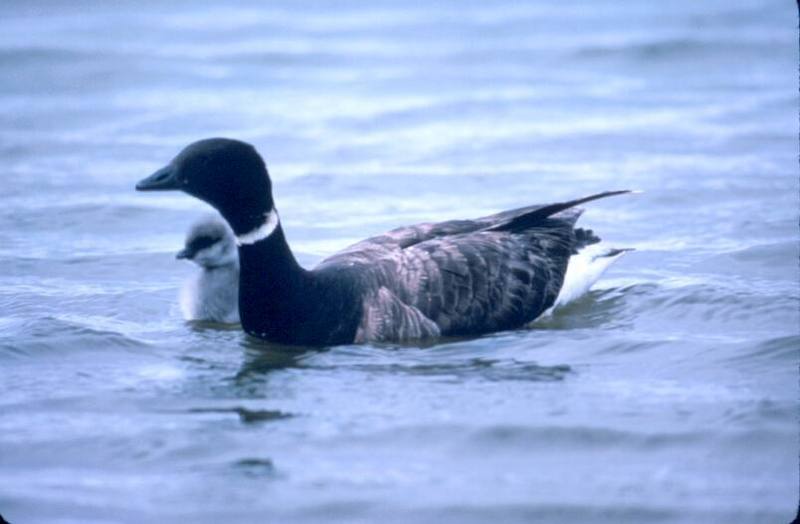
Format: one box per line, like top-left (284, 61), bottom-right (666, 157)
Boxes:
top-left (0, 1), bottom-right (797, 523)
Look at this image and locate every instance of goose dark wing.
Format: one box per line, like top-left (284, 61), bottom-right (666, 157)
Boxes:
top-left (317, 191), bottom-right (629, 270)
top-left (317, 191), bottom-right (632, 342)
top-left (348, 217), bottom-right (574, 342)
top-left (395, 219), bottom-right (575, 335)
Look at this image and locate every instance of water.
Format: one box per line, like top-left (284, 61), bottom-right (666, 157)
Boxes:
top-left (0, 1), bottom-right (797, 522)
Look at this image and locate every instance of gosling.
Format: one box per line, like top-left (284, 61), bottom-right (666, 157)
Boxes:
top-left (177, 215), bottom-right (240, 324)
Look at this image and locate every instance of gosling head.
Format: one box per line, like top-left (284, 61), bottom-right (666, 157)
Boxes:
top-left (176, 215), bottom-right (238, 269)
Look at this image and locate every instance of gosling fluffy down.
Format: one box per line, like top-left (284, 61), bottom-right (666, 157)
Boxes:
top-left (177, 214), bottom-right (240, 324)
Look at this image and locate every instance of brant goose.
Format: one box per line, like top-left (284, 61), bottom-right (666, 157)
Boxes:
top-left (137, 138), bottom-right (631, 345)
top-left (177, 214), bottom-right (240, 324)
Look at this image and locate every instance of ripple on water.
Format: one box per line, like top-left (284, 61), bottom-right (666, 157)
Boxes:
top-left (465, 424), bottom-right (706, 450)
top-left (185, 406), bottom-right (293, 425)
top-left (691, 241), bottom-right (799, 282)
top-left (725, 335), bottom-right (800, 367)
top-left (615, 273), bottom-right (798, 340)
top-left (533, 284), bottom-right (638, 330)
top-left (0, 315), bottom-right (147, 359)
top-left (231, 457), bottom-right (277, 478)
top-left (346, 358), bottom-right (572, 383)
top-left (242, 341), bottom-right (572, 381)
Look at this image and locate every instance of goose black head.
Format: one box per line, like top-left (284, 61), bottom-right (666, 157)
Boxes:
top-left (136, 138), bottom-right (274, 235)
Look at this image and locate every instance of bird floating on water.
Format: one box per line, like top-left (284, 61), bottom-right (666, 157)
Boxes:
top-left (137, 138), bottom-right (632, 345)
top-left (176, 214), bottom-right (240, 324)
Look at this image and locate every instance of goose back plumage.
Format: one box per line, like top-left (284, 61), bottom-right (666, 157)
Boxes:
top-left (315, 204), bottom-right (590, 342)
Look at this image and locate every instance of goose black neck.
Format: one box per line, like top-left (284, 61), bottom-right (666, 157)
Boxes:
top-left (238, 224), bottom-right (304, 277)
top-left (236, 224), bottom-right (311, 342)
top-left (223, 206), bottom-right (273, 237)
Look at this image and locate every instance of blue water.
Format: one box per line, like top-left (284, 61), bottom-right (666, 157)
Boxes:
top-left (0, 1), bottom-right (797, 523)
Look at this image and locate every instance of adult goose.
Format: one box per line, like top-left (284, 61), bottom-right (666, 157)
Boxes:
top-left (137, 138), bottom-right (631, 345)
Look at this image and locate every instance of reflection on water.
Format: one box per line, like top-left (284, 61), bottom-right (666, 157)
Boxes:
top-left (185, 406), bottom-right (293, 424)
top-left (236, 343), bottom-right (323, 379)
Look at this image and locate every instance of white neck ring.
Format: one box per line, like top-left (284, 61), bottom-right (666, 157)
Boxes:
top-left (236, 208), bottom-right (280, 246)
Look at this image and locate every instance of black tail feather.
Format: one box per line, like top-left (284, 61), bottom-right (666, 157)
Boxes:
top-left (489, 190), bottom-right (633, 233)
top-left (574, 227), bottom-right (601, 251)
top-left (599, 247), bottom-right (635, 258)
